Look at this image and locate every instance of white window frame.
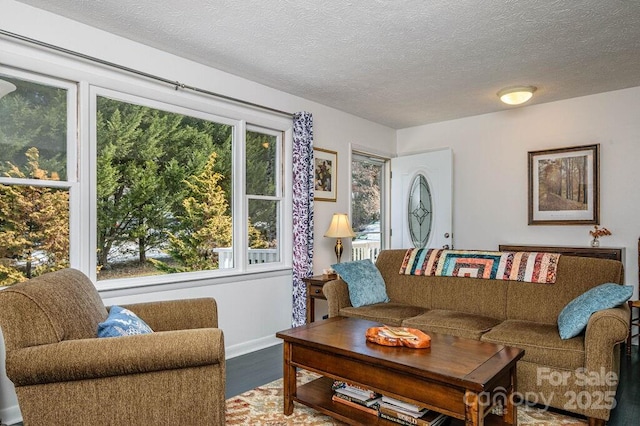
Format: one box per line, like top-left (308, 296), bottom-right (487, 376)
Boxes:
top-left (244, 125), bottom-right (285, 269)
top-left (0, 42), bottom-right (293, 293)
top-left (349, 149), bottom-right (391, 254)
top-left (0, 67), bottom-right (79, 269)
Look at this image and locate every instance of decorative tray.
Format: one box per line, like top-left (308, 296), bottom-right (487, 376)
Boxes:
top-left (365, 326), bottom-right (431, 349)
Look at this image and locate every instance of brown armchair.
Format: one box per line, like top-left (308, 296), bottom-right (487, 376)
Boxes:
top-left (0, 268), bottom-right (225, 426)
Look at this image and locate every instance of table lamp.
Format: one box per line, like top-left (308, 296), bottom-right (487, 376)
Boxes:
top-left (324, 213), bottom-right (356, 264)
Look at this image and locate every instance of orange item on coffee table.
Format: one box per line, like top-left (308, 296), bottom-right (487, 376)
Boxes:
top-left (365, 325), bottom-right (431, 349)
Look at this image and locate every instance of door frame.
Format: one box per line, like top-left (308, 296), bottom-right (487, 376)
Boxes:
top-left (390, 147), bottom-right (453, 249)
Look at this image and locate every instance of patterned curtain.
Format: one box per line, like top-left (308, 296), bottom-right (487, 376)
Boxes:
top-left (292, 112), bottom-right (314, 326)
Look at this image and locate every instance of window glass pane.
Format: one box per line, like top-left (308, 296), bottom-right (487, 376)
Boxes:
top-left (351, 154), bottom-right (383, 261)
top-left (246, 130), bottom-right (277, 196)
top-left (408, 174), bottom-right (433, 248)
top-left (0, 75), bottom-right (68, 180)
top-left (0, 184), bottom-right (70, 285)
top-left (96, 96), bottom-right (233, 280)
top-left (248, 199), bottom-right (279, 264)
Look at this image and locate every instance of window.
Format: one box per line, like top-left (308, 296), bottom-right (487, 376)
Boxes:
top-left (245, 127), bottom-right (282, 265)
top-left (95, 95), bottom-right (234, 280)
top-left (351, 152), bottom-right (387, 262)
top-left (0, 72), bottom-right (76, 285)
top-left (0, 62), bottom-right (291, 288)
top-left (91, 90), bottom-right (288, 284)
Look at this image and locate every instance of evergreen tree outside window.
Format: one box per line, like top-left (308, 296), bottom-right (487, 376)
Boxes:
top-left (95, 96), bottom-right (234, 279)
top-left (0, 73), bottom-right (74, 285)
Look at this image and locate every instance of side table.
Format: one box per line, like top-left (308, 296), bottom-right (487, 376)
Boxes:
top-left (302, 275), bottom-right (335, 323)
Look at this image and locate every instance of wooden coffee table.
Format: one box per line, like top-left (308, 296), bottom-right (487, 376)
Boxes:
top-left (276, 317), bottom-right (524, 426)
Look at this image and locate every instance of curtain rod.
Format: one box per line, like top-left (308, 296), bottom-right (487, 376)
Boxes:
top-left (0, 29), bottom-right (294, 118)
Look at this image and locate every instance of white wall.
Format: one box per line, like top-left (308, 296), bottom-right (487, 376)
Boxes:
top-left (0, 0), bottom-right (396, 422)
top-left (397, 87), bottom-right (640, 289)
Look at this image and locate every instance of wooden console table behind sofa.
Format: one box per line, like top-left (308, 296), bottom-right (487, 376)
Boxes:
top-left (498, 244), bottom-right (624, 262)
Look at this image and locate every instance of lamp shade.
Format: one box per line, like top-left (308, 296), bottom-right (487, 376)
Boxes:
top-left (497, 86), bottom-right (536, 105)
top-left (324, 213), bottom-right (356, 238)
top-left (0, 79), bottom-right (17, 99)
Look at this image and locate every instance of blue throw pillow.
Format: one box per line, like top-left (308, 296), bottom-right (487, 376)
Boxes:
top-left (558, 283), bottom-right (633, 340)
top-left (332, 259), bottom-right (390, 308)
top-left (97, 306), bottom-right (154, 338)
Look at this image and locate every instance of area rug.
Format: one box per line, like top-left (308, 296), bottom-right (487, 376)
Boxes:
top-left (225, 370), bottom-right (588, 425)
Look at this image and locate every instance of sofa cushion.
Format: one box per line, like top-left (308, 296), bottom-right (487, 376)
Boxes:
top-left (481, 320), bottom-right (584, 370)
top-left (332, 259), bottom-right (389, 308)
top-left (374, 250), bottom-right (433, 308)
top-left (505, 256), bottom-right (624, 325)
top-left (98, 306), bottom-right (154, 338)
top-left (430, 277), bottom-right (507, 320)
top-left (339, 303), bottom-right (427, 326)
top-left (558, 283), bottom-right (633, 339)
top-left (402, 310), bottom-right (502, 340)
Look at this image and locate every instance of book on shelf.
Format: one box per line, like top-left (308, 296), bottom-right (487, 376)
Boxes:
top-left (331, 394), bottom-right (378, 416)
top-left (332, 380), bottom-right (379, 399)
top-left (380, 395), bottom-right (426, 414)
top-left (379, 401), bottom-right (428, 418)
top-left (334, 387), bottom-right (382, 407)
top-left (379, 406), bottom-right (448, 426)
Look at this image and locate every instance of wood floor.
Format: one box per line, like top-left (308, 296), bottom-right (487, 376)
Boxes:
top-left (226, 343), bottom-right (284, 399)
top-left (5, 343), bottom-right (639, 425)
top-left (609, 345), bottom-right (640, 424)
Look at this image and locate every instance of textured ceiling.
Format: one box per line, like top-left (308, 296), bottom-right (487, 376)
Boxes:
top-left (13, 0), bottom-right (640, 128)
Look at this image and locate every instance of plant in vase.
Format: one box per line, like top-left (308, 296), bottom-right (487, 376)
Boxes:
top-left (589, 225), bottom-right (611, 247)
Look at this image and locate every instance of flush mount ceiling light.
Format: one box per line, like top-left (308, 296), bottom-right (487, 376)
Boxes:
top-left (497, 86), bottom-right (537, 105)
top-left (0, 79), bottom-right (17, 99)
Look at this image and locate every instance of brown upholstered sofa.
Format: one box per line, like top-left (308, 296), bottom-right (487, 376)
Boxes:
top-left (324, 249), bottom-right (629, 424)
top-left (0, 268), bottom-right (225, 426)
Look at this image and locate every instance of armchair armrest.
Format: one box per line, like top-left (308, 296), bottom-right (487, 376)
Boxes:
top-left (117, 297), bottom-right (218, 331)
top-left (6, 328), bottom-right (224, 387)
top-left (323, 279), bottom-right (352, 317)
top-left (584, 304), bottom-right (630, 370)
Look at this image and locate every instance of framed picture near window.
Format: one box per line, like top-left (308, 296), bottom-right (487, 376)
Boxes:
top-left (528, 144), bottom-right (599, 225)
top-left (313, 147), bottom-right (337, 202)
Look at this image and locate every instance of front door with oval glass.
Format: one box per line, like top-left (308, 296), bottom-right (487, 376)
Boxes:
top-left (390, 148), bottom-right (453, 249)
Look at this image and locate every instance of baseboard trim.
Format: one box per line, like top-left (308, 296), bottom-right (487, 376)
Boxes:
top-left (225, 335), bottom-right (281, 359)
top-left (0, 403), bottom-right (21, 426)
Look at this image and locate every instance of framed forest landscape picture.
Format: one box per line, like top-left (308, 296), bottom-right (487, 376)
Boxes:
top-left (528, 144), bottom-right (599, 225)
top-left (313, 147), bottom-right (337, 202)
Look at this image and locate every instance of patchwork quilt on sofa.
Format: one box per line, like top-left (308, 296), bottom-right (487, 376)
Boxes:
top-left (400, 248), bottom-right (560, 284)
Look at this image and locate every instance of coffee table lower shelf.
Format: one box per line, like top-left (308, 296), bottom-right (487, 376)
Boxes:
top-left (294, 376), bottom-right (396, 425)
top-left (293, 376), bottom-right (504, 426)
